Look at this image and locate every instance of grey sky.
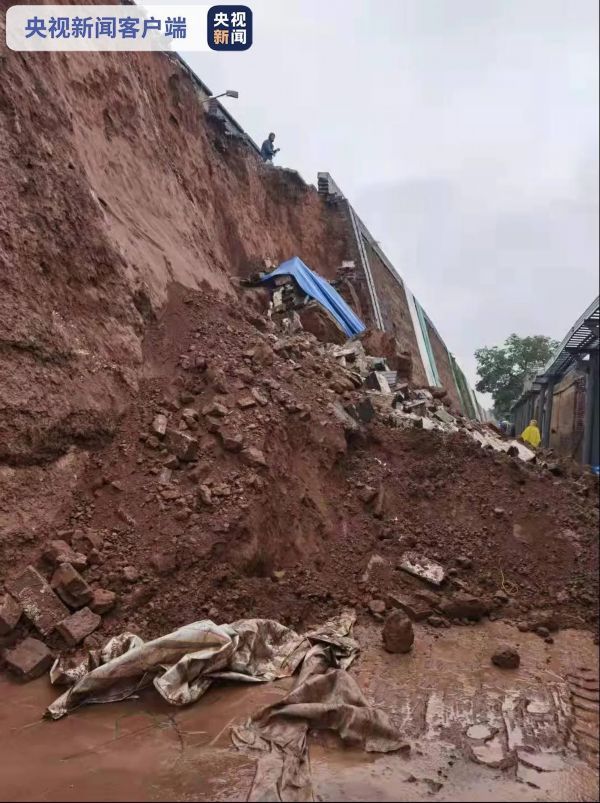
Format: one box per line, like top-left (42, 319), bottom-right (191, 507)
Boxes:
top-left (169, 0), bottom-right (598, 401)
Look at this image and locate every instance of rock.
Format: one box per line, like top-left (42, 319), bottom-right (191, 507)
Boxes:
top-left (345, 397), bottom-right (376, 424)
top-left (440, 593), bottom-right (489, 621)
top-left (51, 563), bottom-right (93, 608)
top-left (386, 592), bottom-right (432, 621)
top-left (57, 607), bottom-right (101, 646)
top-left (272, 570), bottom-right (286, 581)
top-left (547, 462), bottom-right (564, 476)
top-left (456, 556), bottom-right (473, 569)
top-left (491, 646), bottom-right (520, 669)
top-left (150, 552), bottom-right (178, 575)
top-left (368, 598), bottom-right (386, 615)
top-left (152, 414), bottom-right (168, 437)
top-left (330, 401), bottom-right (359, 433)
top-left (197, 484), bottom-right (213, 506)
top-left (251, 387), bottom-right (269, 406)
top-left (427, 615), bottom-right (445, 628)
top-left (360, 554), bottom-right (392, 584)
top-left (528, 610), bottom-right (559, 632)
top-left (241, 447), bottom-right (267, 467)
top-left (237, 394), bottom-right (257, 409)
top-left (43, 540), bottom-right (87, 570)
top-left (158, 467), bottom-right (173, 485)
top-left (358, 485), bottom-right (377, 504)
top-left (0, 594), bottom-right (22, 635)
top-left (399, 552), bottom-right (445, 586)
top-left (164, 454), bottom-right (180, 469)
top-left (382, 610), bottom-right (415, 654)
top-left (89, 588), bottom-right (116, 615)
top-left (493, 507), bottom-right (506, 517)
top-left (252, 341), bottom-right (274, 366)
top-left (5, 566), bottom-right (69, 637)
top-left (493, 590), bottom-right (510, 605)
top-left (71, 530), bottom-right (103, 554)
top-left (373, 482), bottom-right (385, 519)
top-left (516, 621), bottom-right (530, 632)
top-left (535, 626), bottom-right (550, 638)
top-left (219, 429), bottom-right (244, 452)
top-left (181, 408), bottom-right (198, 427)
top-left (4, 637), bottom-right (53, 680)
top-left (202, 400), bottom-right (229, 417)
top-left (122, 566), bottom-right (139, 583)
top-left (165, 429), bottom-right (199, 461)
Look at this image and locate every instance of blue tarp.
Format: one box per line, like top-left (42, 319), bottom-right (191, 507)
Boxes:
top-left (260, 257), bottom-right (366, 338)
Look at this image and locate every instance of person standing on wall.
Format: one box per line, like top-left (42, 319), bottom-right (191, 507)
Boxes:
top-left (261, 132), bottom-right (280, 163)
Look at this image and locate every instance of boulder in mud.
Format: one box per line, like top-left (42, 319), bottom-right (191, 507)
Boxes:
top-left (491, 646), bottom-right (520, 669)
top-left (382, 610), bottom-right (414, 654)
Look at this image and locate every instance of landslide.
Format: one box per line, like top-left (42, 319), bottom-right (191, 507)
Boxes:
top-left (0, 32), bottom-right (347, 465)
top-left (2, 286), bottom-right (597, 658)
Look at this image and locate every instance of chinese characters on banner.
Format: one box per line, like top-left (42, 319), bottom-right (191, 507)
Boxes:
top-left (24, 14), bottom-right (188, 39)
top-left (207, 5), bottom-right (252, 50)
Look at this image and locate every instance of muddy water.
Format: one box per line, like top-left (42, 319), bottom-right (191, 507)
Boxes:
top-left (0, 622), bottom-right (597, 802)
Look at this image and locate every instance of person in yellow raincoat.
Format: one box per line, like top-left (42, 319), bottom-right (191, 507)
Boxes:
top-left (520, 419), bottom-right (541, 448)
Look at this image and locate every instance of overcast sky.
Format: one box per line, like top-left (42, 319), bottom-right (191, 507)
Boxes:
top-left (167, 0), bottom-right (598, 401)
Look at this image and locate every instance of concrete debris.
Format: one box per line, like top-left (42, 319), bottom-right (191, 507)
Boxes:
top-left (330, 401), bottom-right (359, 433)
top-left (202, 399), bottom-right (229, 417)
top-left (400, 552), bottom-right (446, 586)
top-left (365, 371), bottom-right (392, 394)
top-left (345, 397), bottom-right (376, 424)
top-left (219, 428), bottom-right (244, 452)
top-left (5, 566), bottom-right (69, 637)
top-left (5, 637), bottom-right (53, 680)
top-left (434, 407), bottom-right (456, 425)
top-left (386, 592), bottom-right (432, 621)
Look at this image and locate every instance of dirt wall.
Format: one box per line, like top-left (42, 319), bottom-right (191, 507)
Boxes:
top-left (0, 35), bottom-right (349, 464)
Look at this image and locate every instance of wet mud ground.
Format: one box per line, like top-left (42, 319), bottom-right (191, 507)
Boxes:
top-left (1, 622), bottom-right (598, 802)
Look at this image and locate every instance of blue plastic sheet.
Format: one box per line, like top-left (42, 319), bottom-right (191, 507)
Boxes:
top-left (261, 257), bottom-right (365, 338)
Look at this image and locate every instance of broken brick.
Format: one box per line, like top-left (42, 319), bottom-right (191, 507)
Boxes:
top-left (165, 429), bottom-right (199, 461)
top-left (43, 540), bottom-right (87, 570)
top-left (4, 637), bottom-right (53, 681)
top-left (57, 607), bottom-right (101, 646)
top-left (51, 563), bottom-right (93, 608)
top-left (5, 566), bottom-right (69, 636)
top-left (241, 447), bottom-right (267, 467)
top-left (0, 594), bottom-right (22, 635)
top-left (89, 588), bottom-right (117, 615)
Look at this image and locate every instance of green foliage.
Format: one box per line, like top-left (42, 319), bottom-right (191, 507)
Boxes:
top-left (475, 334), bottom-right (558, 417)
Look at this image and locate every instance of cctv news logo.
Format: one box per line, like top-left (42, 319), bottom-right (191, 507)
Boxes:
top-left (207, 6), bottom-right (252, 51)
top-left (5, 4), bottom-right (253, 52)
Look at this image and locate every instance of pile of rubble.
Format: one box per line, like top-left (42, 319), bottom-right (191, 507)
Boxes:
top-left (0, 286), bottom-right (597, 682)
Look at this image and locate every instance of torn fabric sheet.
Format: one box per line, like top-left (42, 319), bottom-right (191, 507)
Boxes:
top-left (46, 619), bottom-right (311, 719)
top-left (45, 611), bottom-right (407, 801)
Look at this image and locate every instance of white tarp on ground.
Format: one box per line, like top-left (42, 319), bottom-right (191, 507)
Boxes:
top-left (46, 613), bottom-right (407, 801)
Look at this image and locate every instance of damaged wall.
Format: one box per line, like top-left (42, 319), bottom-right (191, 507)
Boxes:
top-left (0, 34), bottom-right (349, 464)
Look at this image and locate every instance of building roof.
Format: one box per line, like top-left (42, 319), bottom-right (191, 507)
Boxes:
top-left (542, 295), bottom-right (599, 378)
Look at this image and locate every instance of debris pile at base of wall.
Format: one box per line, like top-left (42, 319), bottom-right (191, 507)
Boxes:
top-left (1, 286), bottom-right (598, 678)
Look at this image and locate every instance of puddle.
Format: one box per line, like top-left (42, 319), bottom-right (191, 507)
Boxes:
top-left (0, 622), bottom-right (597, 801)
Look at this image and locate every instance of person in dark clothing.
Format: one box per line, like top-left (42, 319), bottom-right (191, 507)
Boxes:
top-left (261, 132), bottom-right (280, 162)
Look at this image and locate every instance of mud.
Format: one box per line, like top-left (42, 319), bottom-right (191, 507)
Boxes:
top-left (1, 622), bottom-right (597, 802)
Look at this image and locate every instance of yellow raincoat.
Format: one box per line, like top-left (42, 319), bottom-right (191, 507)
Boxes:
top-left (520, 419), bottom-right (541, 448)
